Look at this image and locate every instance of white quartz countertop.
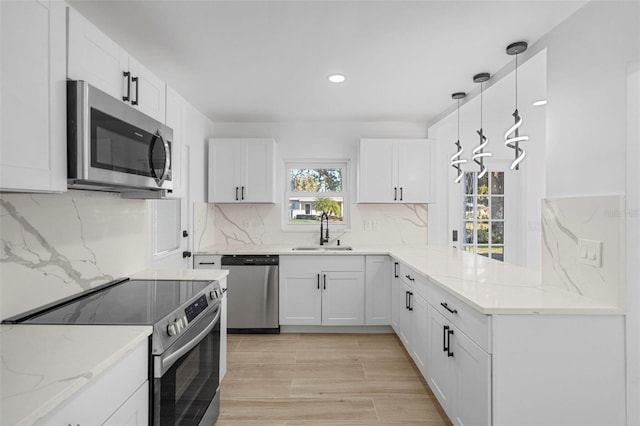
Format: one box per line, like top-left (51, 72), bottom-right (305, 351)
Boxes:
top-left (196, 245), bottom-right (621, 315)
top-left (130, 268), bottom-right (228, 281)
top-left (0, 324), bottom-right (151, 426)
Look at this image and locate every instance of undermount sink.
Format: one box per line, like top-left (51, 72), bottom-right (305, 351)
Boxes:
top-left (292, 246), bottom-right (353, 251)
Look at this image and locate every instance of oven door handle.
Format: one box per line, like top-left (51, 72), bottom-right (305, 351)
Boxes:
top-left (161, 308), bottom-right (220, 374)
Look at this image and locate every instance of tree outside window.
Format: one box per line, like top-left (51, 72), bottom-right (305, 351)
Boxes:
top-left (286, 163), bottom-right (347, 225)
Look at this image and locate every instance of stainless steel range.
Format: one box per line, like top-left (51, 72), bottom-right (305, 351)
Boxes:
top-left (3, 278), bottom-right (224, 425)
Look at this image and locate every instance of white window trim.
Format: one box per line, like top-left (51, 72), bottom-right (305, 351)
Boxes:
top-left (461, 169), bottom-right (506, 261)
top-left (282, 160), bottom-right (350, 231)
top-left (149, 199), bottom-right (182, 262)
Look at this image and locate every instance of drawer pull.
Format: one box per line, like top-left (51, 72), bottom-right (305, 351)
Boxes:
top-left (405, 274), bottom-right (415, 282)
top-left (447, 328), bottom-right (455, 357)
top-left (443, 325), bottom-right (449, 352)
top-left (441, 302), bottom-right (458, 314)
top-left (198, 262), bottom-right (216, 265)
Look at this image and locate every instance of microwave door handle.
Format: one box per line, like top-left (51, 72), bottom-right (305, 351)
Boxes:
top-left (151, 132), bottom-right (171, 186)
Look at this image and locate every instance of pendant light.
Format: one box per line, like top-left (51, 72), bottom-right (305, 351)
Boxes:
top-left (504, 41), bottom-right (529, 170)
top-left (450, 92), bottom-right (467, 183)
top-left (471, 72), bottom-right (491, 179)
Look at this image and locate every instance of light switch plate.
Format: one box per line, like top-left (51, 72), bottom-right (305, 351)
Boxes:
top-left (576, 238), bottom-right (602, 267)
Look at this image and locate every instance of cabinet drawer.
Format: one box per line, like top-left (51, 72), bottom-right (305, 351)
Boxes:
top-left (281, 255), bottom-right (364, 272)
top-left (193, 254), bottom-right (222, 269)
top-left (399, 263), bottom-right (428, 298)
top-left (428, 282), bottom-right (490, 352)
top-left (38, 339), bottom-right (148, 425)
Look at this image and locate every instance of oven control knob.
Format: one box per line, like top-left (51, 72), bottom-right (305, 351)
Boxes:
top-left (167, 323), bottom-right (178, 336)
top-left (181, 316), bottom-right (188, 327)
top-left (176, 318), bottom-right (185, 331)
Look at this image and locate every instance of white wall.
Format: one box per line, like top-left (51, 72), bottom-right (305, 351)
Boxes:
top-left (540, 2), bottom-right (639, 422)
top-left (544, 1), bottom-right (638, 198)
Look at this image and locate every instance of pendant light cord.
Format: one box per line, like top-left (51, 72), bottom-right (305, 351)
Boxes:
top-left (457, 99), bottom-right (460, 140)
top-left (515, 53), bottom-right (518, 108)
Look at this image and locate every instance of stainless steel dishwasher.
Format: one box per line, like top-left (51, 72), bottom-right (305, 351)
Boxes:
top-left (221, 255), bottom-right (279, 333)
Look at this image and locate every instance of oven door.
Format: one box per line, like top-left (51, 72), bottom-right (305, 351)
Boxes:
top-left (153, 305), bottom-right (221, 425)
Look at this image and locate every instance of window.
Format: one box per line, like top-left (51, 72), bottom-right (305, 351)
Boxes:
top-left (463, 171), bottom-right (505, 261)
top-left (285, 162), bottom-right (348, 227)
top-left (151, 199), bottom-right (181, 258)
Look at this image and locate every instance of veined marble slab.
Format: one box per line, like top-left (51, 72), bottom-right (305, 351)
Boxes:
top-left (193, 201), bottom-right (428, 250)
top-left (541, 195), bottom-right (625, 308)
top-left (0, 324), bottom-right (151, 426)
top-left (0, 191), bottom-right (149, 320)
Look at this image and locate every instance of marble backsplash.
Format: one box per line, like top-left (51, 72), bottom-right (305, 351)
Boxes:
top-left (541, 195), bottom-right (625, 308)
top-left (0, 191), bottom-right (149, 319)
top-left (194, 202), bottom-right (428, 250)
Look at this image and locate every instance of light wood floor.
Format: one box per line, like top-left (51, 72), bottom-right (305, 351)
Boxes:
top-left (217, 333), bottom-right (452, 425)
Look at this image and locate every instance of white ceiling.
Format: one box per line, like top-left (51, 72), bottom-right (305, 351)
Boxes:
top-left (68, 0), bottom-right (586, 124)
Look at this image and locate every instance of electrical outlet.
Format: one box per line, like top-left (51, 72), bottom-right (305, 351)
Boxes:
top-left (576, 238), bottom-right (602, 267)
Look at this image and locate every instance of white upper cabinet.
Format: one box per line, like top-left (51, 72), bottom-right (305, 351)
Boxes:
top-left (164, 86), bottom-right (185, 199)
top-left (67, 7), bottom-right (166, 122)
top-left (208, 138), bottom-right (276, 203)
top-left (1, 0), bottom-right (67, 192)
top-left (358, 139), bottom-right (433, 203)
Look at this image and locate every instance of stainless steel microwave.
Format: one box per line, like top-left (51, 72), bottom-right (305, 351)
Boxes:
top-left (67, 80), bottom-right (173, 193)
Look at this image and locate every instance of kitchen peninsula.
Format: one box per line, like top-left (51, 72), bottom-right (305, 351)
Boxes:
top-left (195, 244), bottom-right (624, 425)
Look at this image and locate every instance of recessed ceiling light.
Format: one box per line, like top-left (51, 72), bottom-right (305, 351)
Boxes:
top-left (532, 99), bottom-right (547, 106)
top-left (328, 74), bottom-right (346, 83)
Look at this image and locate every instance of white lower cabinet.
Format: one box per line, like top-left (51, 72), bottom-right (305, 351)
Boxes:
top-left (428, 305), bottom-right (490, 426)
top-left (38, 339), bottom-right (149, 425)
top-left (279, 256), bottom-right (365, 326)
top-left (390, 260), bottom-right (402, 333)
top-left (410, 291), bottom-right (429, 377)
top-left (365, 256), bottom-right (391, 325)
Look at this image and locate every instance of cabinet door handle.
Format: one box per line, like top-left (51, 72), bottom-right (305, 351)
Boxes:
top-left (400, 187), bottom-right (403, 201)
top-left (405, 291), bottom-right (409, 309)
top-left (408, 292), bottom-right (413, 311)
top-left (394, 262), bottom-right (399, 278)
top-left (241, 186), bottom-right (245, 200)
top-left (440, 302), bottom-right (458, 315)
top-left (447, 328), bottom-right (454, 357)
top-left (131, 75), bottom-right (139, 105)
top-left (317, 273), bottom-right (320, 290)
top-left (323, 274), bottom-right (327, 290)
top-left (235, 186), bottom-right (239, 201)
top-left (122, 71), bottom-right (131, 101)
top-left (443, 325), bottom-right (449, 352)
top-left (198, 262), bottom-right (216, 265)
top-left (394, 187), bottom-right (398, 201)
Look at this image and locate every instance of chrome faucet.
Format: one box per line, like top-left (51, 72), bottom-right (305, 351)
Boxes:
top-left (319, 212), bottom-right (329, 245)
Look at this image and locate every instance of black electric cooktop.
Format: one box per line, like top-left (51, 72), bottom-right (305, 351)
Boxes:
top-left (7, 279), bottom-right (213, 325)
